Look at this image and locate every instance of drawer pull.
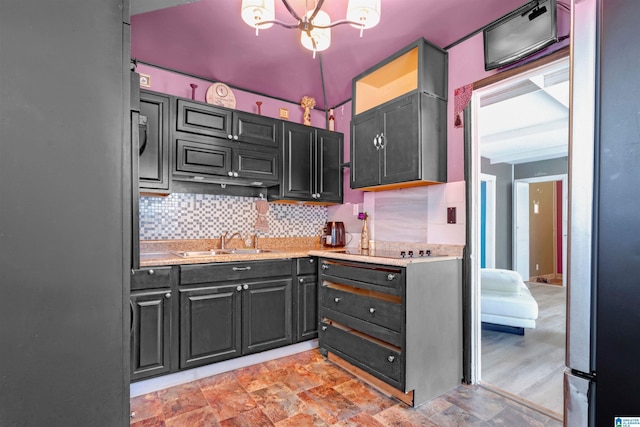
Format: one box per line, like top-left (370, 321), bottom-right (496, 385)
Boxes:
top-left (321, 264), bottom-right (329, 270)
top-left (334, 297), bottom-right (341, 303)
top-left (309, 258), bottom-right (315, 264)
top-left (232, 266), bottom-right (252, 271)
top-left (322, 326), bottom-right (328, 331)
top-left (148, 269), bottom-right (154, 275)
top-left (387, 355), bottom-right (395, 363)
top-left (299, 278), bottom-right (304, 283)
top-left (369, 307), bottom-right (375, 314)
top-left (243, 284), bottom-right (249, 290)
top-left (237, 285), bottom-right (242, 291)
top-left (164, 293), bottom-right (171, 299)
top-left (387, 273), bottom-right (395, 281)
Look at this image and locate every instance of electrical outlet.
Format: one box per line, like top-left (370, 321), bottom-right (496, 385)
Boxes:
top-left (447, 207), bottom-right (456, 224)
top-left (536, 264), bottom-right (539, 271)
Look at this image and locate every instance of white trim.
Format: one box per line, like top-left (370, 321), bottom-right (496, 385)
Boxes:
top-left (130, 340), bottom-right (318, 397)
top-left (480, 173), bottom-right (497, 269)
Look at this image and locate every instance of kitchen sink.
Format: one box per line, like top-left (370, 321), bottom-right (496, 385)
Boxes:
top-left (172, 250), bottom-right (231, 257)
top-left (226, 248), bottom-right (276, 254)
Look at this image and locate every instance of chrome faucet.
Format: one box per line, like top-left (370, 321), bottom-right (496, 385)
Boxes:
top-left (221, 231), bottom-right (242, 249)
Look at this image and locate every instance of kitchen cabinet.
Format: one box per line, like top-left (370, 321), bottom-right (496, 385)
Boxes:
top-left (176, 99), bottom-right (279, 148)
top-left (351, 93), bottom-right (446, 189)
top-left (173, 100), bottom-right (280, 186)
top-left (139, 90), bottom-right (171, 192)
top-left (294, 257), bottom-right (318, 342)
top-left (130, 266), bottom-right (178, 382)
top-left (179, 260), bottom-right (292, 370)
top-left (318, 257), bottom-right (462, 407)
top-left (277, 122), bottom-right (343, 204)
top-left (350, 38), bottom-right (447, 191)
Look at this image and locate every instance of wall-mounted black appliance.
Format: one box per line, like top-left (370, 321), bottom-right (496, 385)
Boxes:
top-left (483, 0), bottom-right (557, 71)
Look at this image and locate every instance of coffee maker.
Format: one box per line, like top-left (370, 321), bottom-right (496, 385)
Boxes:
top-left (322, 221), bottom-right (346, 247)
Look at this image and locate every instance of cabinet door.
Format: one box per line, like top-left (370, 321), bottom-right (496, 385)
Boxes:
top-left (380, 94), bottom-right (421, 185)
top-left (234, 112), bottom-right (279, 148)
top-left (282, 122), bottom-right (315, 199)
top-left (139, 91), bottom-right (170, 190)
top-left (235, 147), bottom-right (279, 183)
top-left (131, 290), bottom-right (171, 381)
top-left (176, 99), bottom-right (232, 139)
top-left (316, 129), bottom-right (343, 203)
top-left (175, 138), bottom-right (232, 178)
top-left (242, 278), bottom-right (293, 354)
top-left (351, 109), bottom-right (380, 188)
top-left (297, 275), bottom-right (318, 342)
top-left (180, 285), bottom-right (241, 369)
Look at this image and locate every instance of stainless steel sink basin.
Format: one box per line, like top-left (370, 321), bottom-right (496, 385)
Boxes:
top-left (172, 250), bottom-right (230, 257)
top-left (226, 248), bottom-right (276, 254)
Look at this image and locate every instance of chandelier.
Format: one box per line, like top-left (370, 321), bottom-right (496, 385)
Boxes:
top-left (241, 0), bottom-right (381, 57)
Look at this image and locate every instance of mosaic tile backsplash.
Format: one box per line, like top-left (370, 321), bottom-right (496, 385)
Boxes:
top-left (139, 193), bottom-right (328, 240)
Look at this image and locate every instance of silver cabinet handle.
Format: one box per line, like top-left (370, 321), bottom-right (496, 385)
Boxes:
top-left (299, 278), bottom-right (304, 283)
top-left (379, 133), bottom-right (385, 149)
top-left (369, 307), bottom-right (375, 314)
top-left (321, 326), bottom-right (328, 331)
top-left (165, 293), bottom-right (171, 299)
top-left (243, 284), bottom-right (249, 290)
top-left (373, 134), bottom-right (380, 149)
top-left (148, 269), bottom-right (154, 275)
top-left (227, 171), bottom-right (234, 177)
top-left (232, 266), bottom-right (252, 271)
top-left (387, 355), bottom-right (395, 363)
top-left (334, 297), bottom-right (341, 303)
top-left (237, 285), bottom-right (242, 291)
top-left (233, 172), bottom-right (239, 177)
top-left (387, 273), bottom-right (395, 281)
top-left (321, 264), bottom-right (329, 270)
top-left (233, 135), bottom-right (239, 140)
top-left (309, 258), bottom-right (314, 264)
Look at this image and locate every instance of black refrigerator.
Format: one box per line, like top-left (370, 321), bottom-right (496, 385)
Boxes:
top-left (565, 0), bottom-right (640, 425)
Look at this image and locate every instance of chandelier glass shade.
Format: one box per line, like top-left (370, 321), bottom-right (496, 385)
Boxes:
top-left (240, 0), bottom-right (381, 55)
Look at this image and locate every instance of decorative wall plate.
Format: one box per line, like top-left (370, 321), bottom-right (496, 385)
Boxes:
top-left (206, 82), bottom-right (236, 108)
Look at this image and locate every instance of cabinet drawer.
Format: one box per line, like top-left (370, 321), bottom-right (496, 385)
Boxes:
top-left (296, 257), bottom-right (317, 275)
top-left (180, 259), bottom-right (292, 285)
top-left (320, 260), bottom-right (403, 294)
top-left (320, 321), bottom-right (402, 387)
top-left (320, 285), bottom-right (402, 333)
top-left (175, 138), bottom-right (232, 177)
top-left (176, 99), bottom-right (231, 138)
top-left (131, 266), bottom-right (174, 290)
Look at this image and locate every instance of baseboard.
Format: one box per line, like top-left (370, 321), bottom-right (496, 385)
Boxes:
top-left (130, 340), bottom-right (318, 397)
top-left (481, 322), bottom-right (525, 335)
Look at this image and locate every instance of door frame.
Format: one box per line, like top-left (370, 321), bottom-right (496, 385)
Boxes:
top-left (480, 173), bottom-right (497, 269)
top-left (468, 55), bottom-right (570, 384)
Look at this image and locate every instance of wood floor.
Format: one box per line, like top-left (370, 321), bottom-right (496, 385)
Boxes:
top-left (481, 282), bottom-right (566, 416)
top-left (130, 349), bottom-right (562, 426)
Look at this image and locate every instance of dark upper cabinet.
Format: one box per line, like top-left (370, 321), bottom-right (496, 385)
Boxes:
top-left (278, 122), bottom-right (343, 204)
top-left (351, 38), bottom-right (447, 191)
top-left (176, 99), bottom-right (279, 148)
top-left (173, 99), bottom-right (280, 186)
top-left (139, 90), bottom-right (170, 191)
top-left (351, 93), bottom-right (446, 190)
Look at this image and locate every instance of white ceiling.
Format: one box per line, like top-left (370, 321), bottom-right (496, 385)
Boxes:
top-left (479, 60), bottom-right (569, 165)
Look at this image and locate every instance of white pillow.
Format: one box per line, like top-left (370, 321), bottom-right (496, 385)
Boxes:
top-left (481, 268), bottom-right (523, 294)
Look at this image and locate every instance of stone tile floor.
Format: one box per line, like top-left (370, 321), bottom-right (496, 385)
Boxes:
top-left (130, 350), bottom-right (563, 426)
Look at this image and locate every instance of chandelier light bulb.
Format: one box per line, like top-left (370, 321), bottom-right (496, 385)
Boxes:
top-left (300, 9), bottom-right (331, 53)
top-left (241, 0), bottom-right (275, 30)
top-left (346, 0), bottom-right (381, 30)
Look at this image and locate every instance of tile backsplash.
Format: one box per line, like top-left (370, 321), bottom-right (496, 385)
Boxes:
top-left (139, 193), bottom-right (328, 240)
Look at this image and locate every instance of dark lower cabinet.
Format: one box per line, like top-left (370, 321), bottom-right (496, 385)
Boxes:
top-left (130, 290), bottom-right (172, 381)
top-left (294, 257), bottom-right (318, 342)
top-left (179, 284), bottom-right (242, 369)
top-left (242, 278), bottom-right (293, 354)
top-left (178, 259), bottom-right (293, 370)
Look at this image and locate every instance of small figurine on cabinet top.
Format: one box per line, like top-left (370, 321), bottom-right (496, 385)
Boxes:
top-left (300, 96), bottom-right (315, 126)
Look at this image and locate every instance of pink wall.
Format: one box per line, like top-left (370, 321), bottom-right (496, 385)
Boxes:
top-left (135, 63), bottom-right (364, 203)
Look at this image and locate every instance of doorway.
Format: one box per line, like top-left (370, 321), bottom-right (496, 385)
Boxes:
top-left (470, 57), bottom-right (569, 416)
